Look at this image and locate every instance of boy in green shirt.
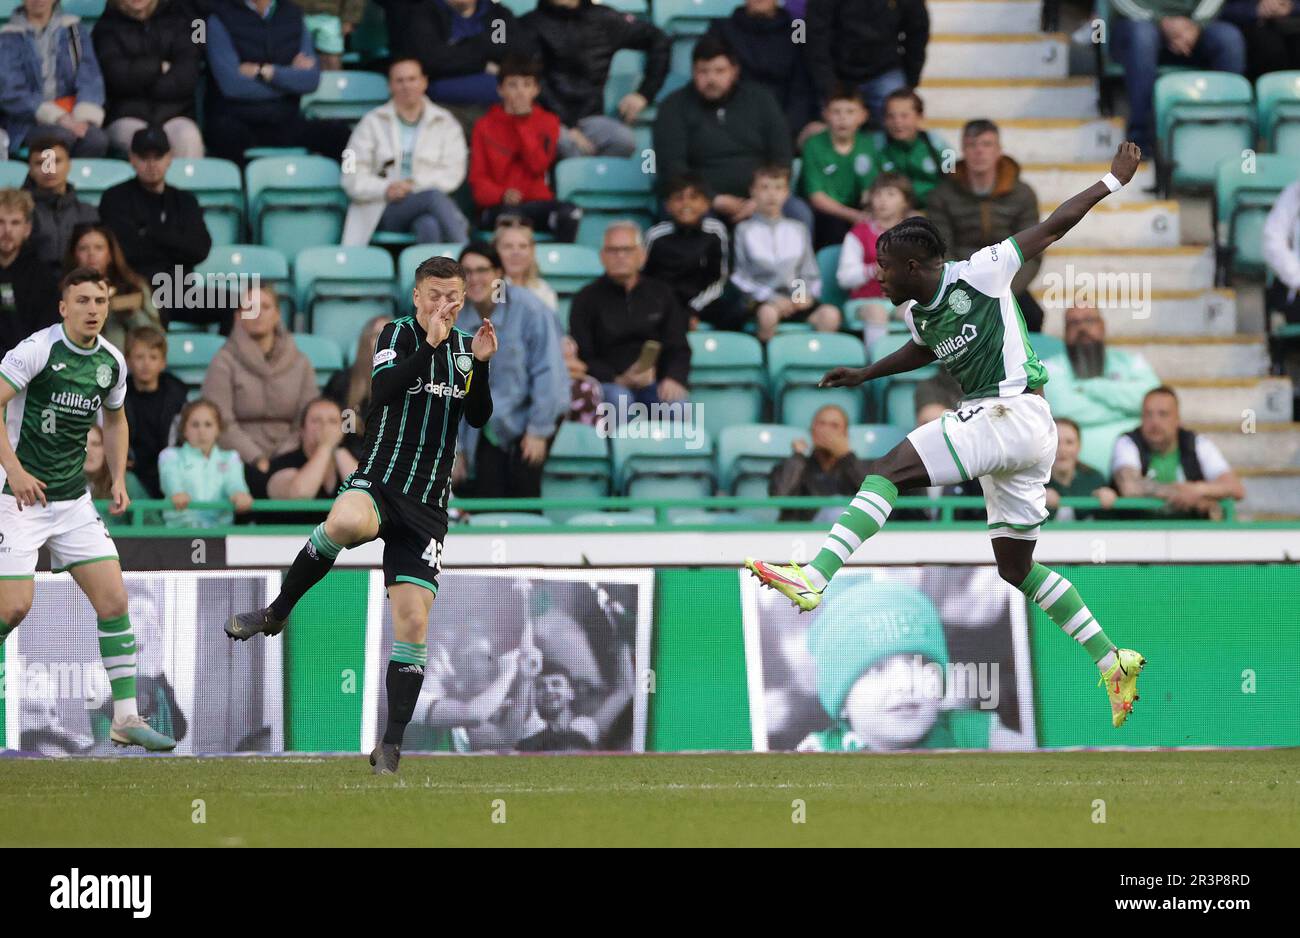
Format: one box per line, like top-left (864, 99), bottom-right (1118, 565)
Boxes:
top-left (800, 86), bottom-right (881, 248)
top-left (875, 88), bottom-right (950, 208)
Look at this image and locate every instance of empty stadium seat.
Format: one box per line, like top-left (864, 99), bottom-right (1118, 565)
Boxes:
top-left (1155, 72), bottom-right (1255, 193)
top-left (0, 161), bottom-right (27, 188)
top-left (554, 157), bottom-right (657, 248)
top-left (767, 332), bottom-right (867, 428)
top-left (1257, 71), bottom-right (1300, 157)
top-left (716, 423), bottom-right (807, 522)
top-left (167, 333), bottom-right (227, 385)
top-left (68, 159), bottom-right (133, 206)
top-left (535, 243), bottom-right (602, 298)
top-left (868, 333), bottom-right (939, 428)
top-left (847, 423), bottom-right (906, 460)
top-left (293, 333), bottom-right (345, 387)
top-left (1214, 153), bottom-right (1300, 281)
top-left (195, 245), bottom-right (292, 326)
top-left (611, 422), bottom-right (714, 500)
top-left (688, 331), bottom-right (767, 438)
top-left (167, 158), bottom-right (244, 246)
top-left (653, 0), bottom-right (731, 35)
top-left (245, 156), bottom-right (347, 255)
top-left (294, 246), bottom-right (395, 352)
top-left (301, 70), bottom-right (390, 122)
top-left (397, 243), bottom-right (465, 298)
top-left (541, 422), bottom-right (612, 519)
top-left (61, 0), bottom-right (104, 21)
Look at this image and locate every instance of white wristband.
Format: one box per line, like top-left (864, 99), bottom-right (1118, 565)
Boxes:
top-left (1101, 172), bottom-right (1123, 193)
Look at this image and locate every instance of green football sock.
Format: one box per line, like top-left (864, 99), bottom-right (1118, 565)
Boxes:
top-left (98, 613), bottom-right (139, 720)
top-left (808, 476), bottom-right (899, 588)
top-left (1019, 563), bottom-right (1117, 672)
top-left (391, 641), bottom-right (427, 667)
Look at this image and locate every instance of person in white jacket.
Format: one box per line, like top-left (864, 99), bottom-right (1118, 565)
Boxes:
top-left (1260, 178), bottom-right (1300, 380)
top-left (341, 58), bottom-right (469, 247)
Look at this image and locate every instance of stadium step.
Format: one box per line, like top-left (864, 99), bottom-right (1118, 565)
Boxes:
top-left (1191, 422), bottom-right (1300, 469)
top-left (1106, 335), bottom-right (1271, 380)
top-left (1033, 246), bottom-right (1216, 294)
top-left (922, 34), bottom-right (1070, 80)
top-left (927, 0), bottom-right (1042, 35)
top-left (1021, 162), bottom-right (1158, 204)
top-left (1038, 200), bottom-right (1180, 249)
top-left (1239, 467), bottom-right (1300, 518)
top-left (918, 79), bottom-right (1098, 120)
top-left (1036, 288), bottom-right (1237, 337)
top-left (928, 118), bottom-right (1124, 164)
top-left (1166, 376), bottom-right (1294, 424)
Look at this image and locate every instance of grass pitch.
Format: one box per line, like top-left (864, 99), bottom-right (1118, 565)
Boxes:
top-left (2, 749), bottom-right (1297, 847)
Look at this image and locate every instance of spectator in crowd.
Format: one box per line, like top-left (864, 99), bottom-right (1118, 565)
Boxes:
top-left (159, 398), bottom-right (255, 528)
top-left (568, 221), bottom-right (691, 412)
top-left (838, 172), bottom-right (915, 348)
top-left (1111, 385), bottom-right (1245, 519)
top-left (296, 0), bottom-right (365, 72)
top-left (265, 398), bottom-right (359, 524)
top-left (1259, 177), bottom-right (1300, 398)
top-left (804, 0), bottom-right (929, 123)
top-left (92, 0), bottom-right (205, 158)
top-left (561, 334), bottom-right (603, 425)
top-left (0, 0), bottom-right (109, 157)
top-left (340, 58), bottom-right (469, 246)
top-left (522, 0), bottom-right (670, 159)
top-left (643, 173), bottom-right (746, 331)
top-left (0, 187), bottom-right (60, 357)
top-left (769, 403), bottom-right (868, 522)
top-left (1046, 417), bottom-right (1118, 521)
top-left (123, 325), bottom-right (187, 499)
top-left (203, 0), bottom-right (352, 164)
top-left (732, 165), bottom-right (841, 342)
top-left (469, 56), bottom-right (582, 242)
top-left (801, 85), bottom-right (881, 248)
top-left (323, 313), bottom-right (390, 459)
top-left (1222, 0), bottom-right (1300, 78)
top-left (1109, 0), bottom-right (1246, 154)
top-left (655, 35), bottom-right (811, 230)
top-left (201, 284), bottom-right (319, 489)
top-left (926, 119), bottom-right (1045, 332)
top-left (1042, 303), bottom-right (1161, 473)
top-left (704, 0), bottom-right (819, 145)
top-left (493, 216), bottom-right (559, 312)
top-left (84, 425), bottom-right (151, 527)
top-left (453, 242), bottom-right (568, 498)
top-left (63, 221), bottom-right (163, 350)
top-left (875, 88), bottom-right (948, 208)
top-left (97, 126), bottom-right (212, 326)
top-left (22, 135), bottom-right (99, 273)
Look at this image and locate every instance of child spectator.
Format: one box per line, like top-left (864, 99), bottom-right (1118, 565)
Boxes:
top-left (64, 223), bottom-right (162, 350)
top-left (84, 424), bottom-right (151, 527)
top-left (875, 88), bottom-right (948, 208)
top-left (469, 57), bottom-right (582, 242)
top-left (493, 216), bottom-right (559, 313)
top-left (296, 0), bottom-right (365, 71)
top-left (123, 326), bottom-right (188, 499)
top-left (562, 334), bottom-right (603, 426)
top-left (800, 86), bottom-right (881, 248)
top-left (837, 172), bottom-right (916, 347)
top-left (732, 165), bottom-right (841, 341)
top-left (158, 399), bottom-right (254, 528)
top-left (643, 173), bottom-right (745, 331)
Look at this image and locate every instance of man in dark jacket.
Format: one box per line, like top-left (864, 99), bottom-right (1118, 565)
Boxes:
top-left (202, 0), bottom-right (351, 164)
top-left (769, 404), bottom-right (870, 522)
top-left (925, 119), bottom-right (1045, 331)
top-left (804, 0), bottom-right (929, 124)
top-left (93, 0), bottom-right (205, 158)
top-left (522, 0), bottom-right (670, 158)
top-left (20, 134), bottom-right (99, 273)
top-left (0, 187), bottom-right (60, 357)
top-left (98, 126), bottom-right (213, 325)
top-left (705, 0), bottom-right (818, 145)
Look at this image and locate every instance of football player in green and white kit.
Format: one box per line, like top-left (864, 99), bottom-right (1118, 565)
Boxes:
top-left (748, 142), bottom-right (1147, 730)
top-left (0, 267), bottom-right (175, 751)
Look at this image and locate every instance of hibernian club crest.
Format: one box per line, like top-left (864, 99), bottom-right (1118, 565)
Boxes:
top-left (95, 363), bottom-right (113, 388)
top-left (948, 289), bottom-right (972, 316)
top-left (454, 353), bottom-right (473, 376)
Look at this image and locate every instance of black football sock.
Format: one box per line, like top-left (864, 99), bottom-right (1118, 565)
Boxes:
top-left (269, 524), bottom-right (342, 621)
top-left (383, 645), bottom-right (427, 746)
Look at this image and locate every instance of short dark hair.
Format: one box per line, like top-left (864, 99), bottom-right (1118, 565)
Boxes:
top-left (59, 266), bottom-right (108, 296)
top-left (125, 325), bottom-right (167, 357)
top-left (1144, 385), bottom-right (1180, 408)
top-left (884, 87), bottom-right (925, 115)
top-left (664, 172), bottom-right (711, 200)
top-left (691, 33), bottom-right (737, 65)
top-left (414, 255), bottom-right (466, 286)
top-left (752, 163), bottom-right (791, 185)
top-left (537, 662), bottom-right (575, 688)
top-left (826, 83), bottom-right (866, 108)
top-left (962, 118), bottom-right (1000, 140)
top-left (26, 133), bottom-right (70, 160)
top-left (1055, 416), bottom-right (1082, 438)
top-left (869, 172), bottom-right (916, 209)
top-left (459, 241), bottom-right (502, 270)
top-left (498, 55), bottom-right (542, 83)
top-left (877, 216), bottom-right (947, 262)
top-left (388, 56), bottom-right (425, 77)
top-left (299, 396), bottom-right (341, 428)
top-left (179, 398), bottom-right (223, 435)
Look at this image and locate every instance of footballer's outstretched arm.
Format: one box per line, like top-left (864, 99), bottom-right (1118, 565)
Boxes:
top-left (819, 337), bottom-right (937, 389)
top-left (1012, 142), bottom-right (1142, 262)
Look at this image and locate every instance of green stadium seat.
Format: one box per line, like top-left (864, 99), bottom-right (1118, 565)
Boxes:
top-left (370, 230), bottom-right (417, 247)
top-left (244, 146), bottom-right (309, 160)
top-left (575, 212), bottom-right (651, 249)
top-left (0, 0), bottom-right (19, 18)
top-left (195, 245), bottom-right (292, 326)
top-left (167, 158), bottom-right (244, 246)
top-left (541, 422), bottom-right (612, 520)
top-left (343, 1), bottom-right (389, 66)
top-left (847, 423), bottom-right (906, 460)
top-left (535, 243), bottom-right (603, 298)
top-left (716, 423), bottom-right (806, 522)
top-left (397, 243), bottom-right (465, 299)
top-left (815, 244), bottom-right (849, 311)
top-left (653, 0), bottom-right (731, 36)
top-left (1214, 153), bottom-right (1300, 281)
top-left (245, 156), bottom-right (348, 255)
top-left (603, 50), bottom-right (688, 124)
top-left (564, 511), bottom-right (656, 527)
top-left (1155, 72), bottom-right (1255, 193)
top-left (554, 156), bottom-right (657, 212)
top-left (0, 161), bottom-right (27, 187)
top-left (1257, 71), bottom-right (1300, 157)
top-left (466, 512), bottom-right (554, 528)
top-left (495, 0), bottom-right (535, 13)
top-left (767, 332), bottom-right (866, 428)
top-left (302, 70), bottom-right (390, 123)
top-left (688, 331), bottom-right (767, 438)
top-left (597, 0), bottom-right (648, 15)
top-left (61, 0), bottom-right (104, 19)
top-left (294, 246), bottom-right (396, 351)
top-left (611, 422), bottom-right (714, 499)
top-left (167, 333), bottom-right (227, 386)
top-left (843, 298), bottom-right (895, 334)
top-left (292, 333), bottom-right (346, 387)
top-left (68, 158), bottom-right (133, 206)
top-left (868, 333), bottom-right (939, 428)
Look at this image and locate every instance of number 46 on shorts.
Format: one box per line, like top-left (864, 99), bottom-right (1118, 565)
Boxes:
top-left (421, 537), bottom-right (443, 573)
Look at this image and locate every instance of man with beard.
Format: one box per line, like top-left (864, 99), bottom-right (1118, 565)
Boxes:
top-left (515, 663), bottom-right (597, 751)
top-left (1042, 304), bottom-right (1160, 473)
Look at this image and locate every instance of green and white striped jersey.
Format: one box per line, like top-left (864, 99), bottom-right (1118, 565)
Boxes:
top-left (902, 237), bottom-right (1048, 401)
top-left (1, 323), bottom-right (127, 502)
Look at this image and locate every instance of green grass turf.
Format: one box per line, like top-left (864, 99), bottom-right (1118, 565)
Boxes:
top-left (2, 749), bottom-right (1298, 847)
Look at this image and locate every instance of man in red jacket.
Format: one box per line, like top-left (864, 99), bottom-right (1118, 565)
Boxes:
top-left (469, 57), bottom-right (582, 242)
